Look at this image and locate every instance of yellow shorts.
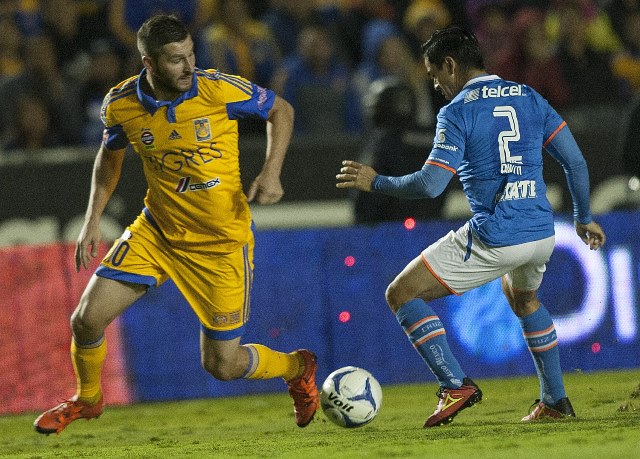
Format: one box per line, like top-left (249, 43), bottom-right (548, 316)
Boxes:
top-left (96, 209), bottom-right (254, 340)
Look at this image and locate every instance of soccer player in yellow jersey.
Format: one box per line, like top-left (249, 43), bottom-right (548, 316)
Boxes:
top-left (34, 14), bottom-right (318, 434)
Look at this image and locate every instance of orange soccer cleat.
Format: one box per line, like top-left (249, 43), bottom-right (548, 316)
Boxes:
top-left (34, 395), bottom-right (104, 435)
top-left (424, 378), bottom-right (483, 427)
top-left (286, 349), bottom-right (319, 427)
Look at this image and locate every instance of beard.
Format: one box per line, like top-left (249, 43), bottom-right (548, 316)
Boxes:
top-left (152, 70), bottom-right (193, 99)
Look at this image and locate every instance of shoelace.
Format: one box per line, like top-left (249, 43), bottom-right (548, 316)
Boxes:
top-left (527, 399), bottom-right (543, 417)
top-left (52, 400), bottom-right (83, 421)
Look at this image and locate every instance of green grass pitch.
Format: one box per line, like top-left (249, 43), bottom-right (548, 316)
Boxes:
top-left (1, 369), bottom-right (639, 458)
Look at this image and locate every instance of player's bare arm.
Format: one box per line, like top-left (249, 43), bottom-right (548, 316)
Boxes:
top-left (247, 95), bottom-right (294, 205)
top-left (336, 160), bottom-right (378, 192)
top-left (575, 220), bottom-right (606, 250)
top-left (75, 144), bottom-right (126, 272)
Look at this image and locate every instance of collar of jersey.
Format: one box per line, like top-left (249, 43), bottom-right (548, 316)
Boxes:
top-left (463, 74), bottom-right (499, 89)
top-left (136, 68), bottom-right (198, 123)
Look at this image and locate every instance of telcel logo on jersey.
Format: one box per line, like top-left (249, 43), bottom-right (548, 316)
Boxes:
top-left (176, 176), bottom-right (221, 193)
top-left (482, 84), bottom-right (522, 98)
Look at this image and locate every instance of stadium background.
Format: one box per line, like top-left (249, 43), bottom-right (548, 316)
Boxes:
top-left (1, 0), bottom-right (640, 415)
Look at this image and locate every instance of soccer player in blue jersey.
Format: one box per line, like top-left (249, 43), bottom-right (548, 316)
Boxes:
top-left (337, 26), bottom-right (606, 427)
top-left (34, 14), bottom-right (318, 435)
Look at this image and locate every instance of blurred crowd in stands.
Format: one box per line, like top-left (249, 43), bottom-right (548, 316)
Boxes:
top-left (0, 0), bottom-right (639, 153)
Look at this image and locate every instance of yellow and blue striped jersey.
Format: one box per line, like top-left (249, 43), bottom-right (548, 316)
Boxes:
top-left (100, 68), bottom-right (275, 253)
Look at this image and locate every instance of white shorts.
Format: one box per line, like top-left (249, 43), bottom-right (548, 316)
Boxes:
top-left (422, 223), bottom-right (555, 295)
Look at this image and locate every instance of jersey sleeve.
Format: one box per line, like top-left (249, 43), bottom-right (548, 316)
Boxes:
top-left (372, 162), bottom-right (454, 198)
top-left (425, 106), bottom-right (465, 174)
top-left (100, 92), bottom-right (129, 150)
top-left (218, 73), bottom-right (276, 120)
top-left (541, 101), bottom-right (592, 224)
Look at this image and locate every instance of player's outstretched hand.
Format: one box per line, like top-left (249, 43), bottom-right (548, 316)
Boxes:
top-left (575, 220), bottom-right (606, 250)
top-left (336, 160), bottom-right (377, 192)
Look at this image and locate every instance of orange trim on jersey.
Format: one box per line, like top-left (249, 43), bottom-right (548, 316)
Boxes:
top-left (421, 253), bottom-right (461, 296)
top-left (425, 160), bottom-right (457, 175)
top-left (543, 121), bottom-right (567, 148)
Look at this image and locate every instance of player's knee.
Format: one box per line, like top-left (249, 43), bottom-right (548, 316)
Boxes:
top-left (505, 289), bottom-right (540, 317)
top-left (70, 306), bottom-right (105, 338)
top-left (511, 299), bottom-right (540, 318)
top-left (385, 282), bottom-right (406, 313)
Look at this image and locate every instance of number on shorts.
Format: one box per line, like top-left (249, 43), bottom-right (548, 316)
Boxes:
top-left (110, 240), bottom-right (130, 267)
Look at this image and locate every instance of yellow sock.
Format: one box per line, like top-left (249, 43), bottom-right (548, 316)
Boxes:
top-left (242, 344), bottom-right (302, 381)
top-left (71, 337), bottom-right (107, 404)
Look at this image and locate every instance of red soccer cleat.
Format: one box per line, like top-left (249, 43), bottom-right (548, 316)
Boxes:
top-left (521, 397), bottom-right (576, 422)
top-left (286, 349), bottom-right (319, 427)
top-left (424, 378), bottom-right (483, 427)
top-left (34, 395), bottom-right (104, 435)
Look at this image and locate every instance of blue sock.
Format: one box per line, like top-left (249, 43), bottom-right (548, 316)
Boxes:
top-left (396, 299), bottom-right (466, 388)
top-left (520, 304), bottom-right (566, 405)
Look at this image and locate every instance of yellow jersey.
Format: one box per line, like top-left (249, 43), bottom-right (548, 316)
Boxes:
top-left (100, 68), bottom-right (275, 253)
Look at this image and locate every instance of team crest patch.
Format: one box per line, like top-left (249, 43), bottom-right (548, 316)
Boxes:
top-left (140, 128), bottom-right (155, 149)
top-left (437, 129), bottom-right (447, 143)
top-left (194, 118), bottom-right (212, 142)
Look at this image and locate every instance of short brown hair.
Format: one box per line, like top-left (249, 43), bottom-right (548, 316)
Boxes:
top-left (137, 14), bottom-right (189, 60)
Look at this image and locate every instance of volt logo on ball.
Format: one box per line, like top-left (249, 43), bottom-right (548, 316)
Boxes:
top-left (325, 391), bottom-right (356, 412)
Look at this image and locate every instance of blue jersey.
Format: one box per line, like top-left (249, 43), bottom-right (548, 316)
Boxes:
top-left (373, 74), bottom-right (591, 246)
top-left (427, 75), bottom-right (573, 246)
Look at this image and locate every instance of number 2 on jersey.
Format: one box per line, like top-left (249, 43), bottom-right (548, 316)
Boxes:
top-left (493, 106), bottom-right (522, 174)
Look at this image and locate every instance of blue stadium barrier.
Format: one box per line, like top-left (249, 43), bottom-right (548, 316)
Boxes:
top-left (120, 211), bottom-right (640, 402)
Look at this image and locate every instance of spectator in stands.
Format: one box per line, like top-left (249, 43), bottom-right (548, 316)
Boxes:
top-left (271, 24), bottom-right (361, 135)
top-left (354, 19), bottom-right (434, 128)
top-left (108, 0), bottom-right (216, 75)
top-left (553, 1), bottom-right (623, 106)
top-left (201, 0), bottom-right (280, 87)
top-left (403, 0), bottom-right (452, 54)
top-left (545, 0), bottom-right (621, 54)
top-left (512, 7), bottom-right (569, 108)
top-left (108, 0), bottom-right (216, 50)
top-left (0, 14), bottom-right (23, 82)
top-left (40, 0), bottom-right (111, 79)
top-left (471, 2), bottom-right (520, 81)
top-left (0, 34), bottom-right (83, 148)
top-left (79, 39), bottom-right (125, 146)
top-left (606, 0), bottom-right (640, 40)
top-left (262, 0), bottom-right (318, 59)
top-left (353, 76), bottom-right (446, 223)
top-left (3, 92), bottom-right (61, 152)
top-left (329, 0), bottom-right (398, 67)
top-left (611, 9), bottom-right (640, 96)
top-left (402, 0), bottom-right (452, 124)
top-left (11, 0), bottom-right (41, 36)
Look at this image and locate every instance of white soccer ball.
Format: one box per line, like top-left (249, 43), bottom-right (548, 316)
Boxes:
top-left (320, 366), bottom-right (383, 428)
